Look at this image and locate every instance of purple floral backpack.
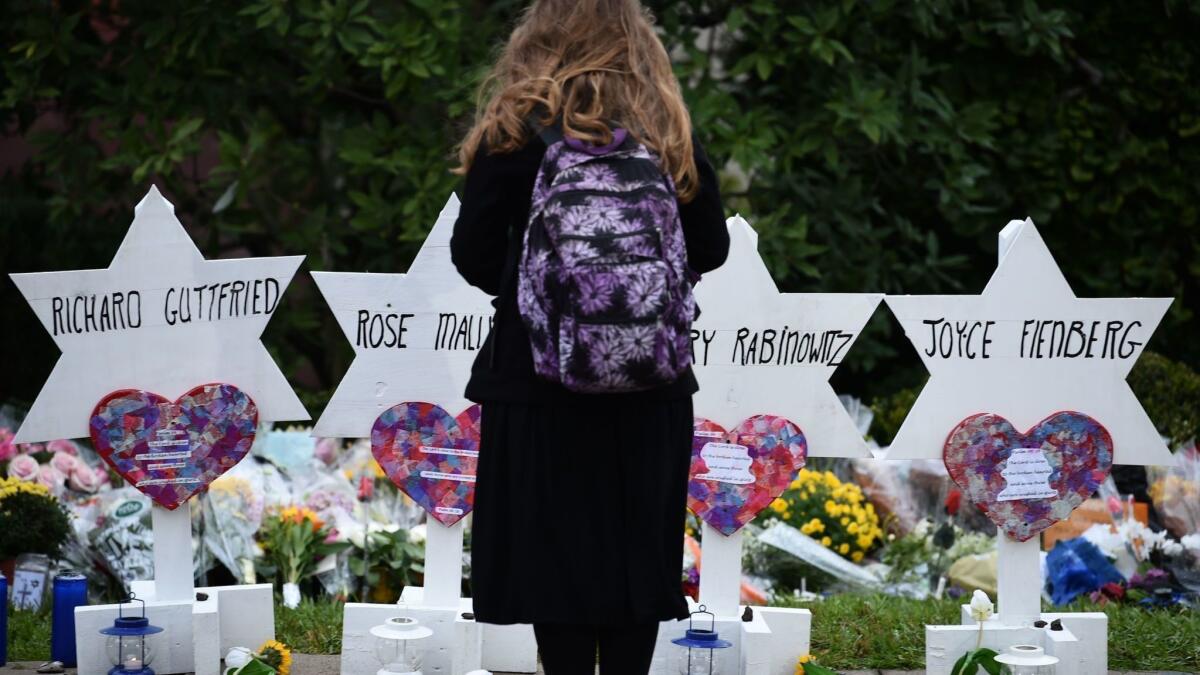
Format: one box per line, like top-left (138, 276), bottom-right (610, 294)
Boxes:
top-left (517, 126), bottom-right (696, 393)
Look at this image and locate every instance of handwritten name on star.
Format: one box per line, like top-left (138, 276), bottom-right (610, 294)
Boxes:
top-left (49, 278), bottom-right (285, 336)
top-left (916, 317), bottom-right (1149, 362)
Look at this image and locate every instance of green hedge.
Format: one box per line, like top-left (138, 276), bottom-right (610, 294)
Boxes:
top-left (3, 1), bottom-right (1197, 409)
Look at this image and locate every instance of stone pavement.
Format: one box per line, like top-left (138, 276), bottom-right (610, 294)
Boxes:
top-left (1, 660), bottom-right (1192, 674)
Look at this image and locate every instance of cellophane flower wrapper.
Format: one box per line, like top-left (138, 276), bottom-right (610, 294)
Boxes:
top-left (756, 520), bottom-right (887, 592)
top-left (1148, 442), bottom-right (1200, 539)
top-left (203, 459), bottom-right (268, 582)
top-left (292, 464), bottom-right (357, 526)
top-left (850, 456), bottom-right (923, 535)
top-left (336, 439), bottom-right (425, 530)
top-left (88, 487), bottom-right (156, 588)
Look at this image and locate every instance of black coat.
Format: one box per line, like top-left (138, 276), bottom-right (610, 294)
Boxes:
top-left (450, 133), bottom-right (730, 403)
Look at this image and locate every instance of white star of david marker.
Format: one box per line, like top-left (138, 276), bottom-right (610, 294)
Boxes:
top-left (690, 216), bottom-right (882, 458)
top-left (10, 186), bottom-right (309, 443)
top-left (884, 218), bottom-right (1173, 465)
top-left (313, 194), bottom-right (494, 438)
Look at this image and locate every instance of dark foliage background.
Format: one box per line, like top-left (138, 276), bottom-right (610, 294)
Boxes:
top-left (2, 1), bottom-right (1197, 429)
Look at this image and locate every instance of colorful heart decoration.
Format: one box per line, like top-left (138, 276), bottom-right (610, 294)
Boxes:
top-left (89, 383), bottom-right (258, 511)
top-left (943, 411), bottom-right (1114, 542)
top-left (371, 402), bottom-right (481, 526)
top-left (688, 415), bottom-right (807, 536)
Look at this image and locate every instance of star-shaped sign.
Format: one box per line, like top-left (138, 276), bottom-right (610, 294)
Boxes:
top-left (884, 218), bottom-right (1173, 465)
top-left (313, 194), bottom-right (494, 438)
top-left (691, 216), bottom-right (882, 458)
top-left (10, 186), bottom-right (309, 443)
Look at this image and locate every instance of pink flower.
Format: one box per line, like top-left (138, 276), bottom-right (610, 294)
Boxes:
top-left (7, 454), bottom-right (39, 480)
top-left (0, 438), bottom-right (15, 462)
top-left (19, 443), bottom-right (45, 456)
top-left (69, 465), bottom-right (102, 493)
top-left (47, 439), bottom-right (78, 456)
top-left (37, 464), bottom-right (66, 491)
top-left (314, 438), bottom-right (338, 465)
top-left (51, 451), bottom-right (79, 474)
top-left (0, 427), bottom-right (13, 444)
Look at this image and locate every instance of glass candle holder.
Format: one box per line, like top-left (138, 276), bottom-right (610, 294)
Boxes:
top-left (995, 644), bottom-right (1058, 675)
top-left (51, 572), bottom-right (88, 667)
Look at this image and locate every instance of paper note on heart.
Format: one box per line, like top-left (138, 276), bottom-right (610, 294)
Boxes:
top-left (688, 415), bottom-right (807, 536)
top-left (90, 383), bottom-right (258, 511)
top-left (371, 402), bottom-right (481, 526)
top-left (943, 411), bottom-right (1114, 542)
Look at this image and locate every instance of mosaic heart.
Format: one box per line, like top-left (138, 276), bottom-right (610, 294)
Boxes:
top-left (371, 402), bottom-right (481, 527)
top-left (89, 383), bottom-right (258, 511)
top-left (688, 415), bottom-right (807, 536)
top-left (943, 411), bottom-right (1114, 542)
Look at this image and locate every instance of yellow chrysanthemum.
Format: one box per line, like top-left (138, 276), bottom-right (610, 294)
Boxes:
top-left (771, 498), bottom-right (788, 514)
top-left (851, 551), bottom-right (864, 562)
top-left (839, 543), bottom-right (850, 555)
top-left (821, 536), bottom-right (832, 547)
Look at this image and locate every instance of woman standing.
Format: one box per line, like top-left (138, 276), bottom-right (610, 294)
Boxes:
top-left (451, 1), bottom-right (729, 672)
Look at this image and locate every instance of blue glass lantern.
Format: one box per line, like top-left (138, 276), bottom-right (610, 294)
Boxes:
top-left (671, 605), bottom-right (732, 675)
top-left (99, 596), bottom-right (162, 675)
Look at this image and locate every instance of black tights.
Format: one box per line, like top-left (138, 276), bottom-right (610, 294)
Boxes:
top-left (534, 621), bottom-right (659, 674)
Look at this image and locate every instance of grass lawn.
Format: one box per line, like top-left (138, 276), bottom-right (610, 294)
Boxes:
top-left (775, 594), bottom-right (1200, 672)
top-left (7, 594), bottom-right (1198, 671)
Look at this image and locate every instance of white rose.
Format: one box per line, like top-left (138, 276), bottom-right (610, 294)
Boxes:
top-left (224, 647), bottom-right (254, 670)
top-left (969, 589), bottom-right (994, 622)
top-left (409, 524), bottom-right (427, 544)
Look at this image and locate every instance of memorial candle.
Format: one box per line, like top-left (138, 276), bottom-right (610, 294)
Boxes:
top-left (51, 572), bottom-right (88, 667)
top-left (1, 575), bottom-right (8, 666)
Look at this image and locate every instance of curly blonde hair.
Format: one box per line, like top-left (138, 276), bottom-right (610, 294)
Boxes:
top-left (456, 0), bottom-right (699, 201)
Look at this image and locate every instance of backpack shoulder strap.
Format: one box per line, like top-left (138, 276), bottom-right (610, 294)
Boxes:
top-left (526, 113), bottom-right (564, 148)
top-left (537, 123), bottom-right (564, 147)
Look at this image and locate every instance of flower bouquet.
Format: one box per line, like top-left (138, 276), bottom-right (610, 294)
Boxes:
top-left (224, 640), bottom-right (292, 675)
top-left (768, 469), bottom-right (884, 562)
top-left (258, 506), bottom-right (346, 608)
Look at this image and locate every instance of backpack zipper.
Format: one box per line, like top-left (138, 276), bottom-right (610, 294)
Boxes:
top-left (557, 227), bottom-right (660, 242)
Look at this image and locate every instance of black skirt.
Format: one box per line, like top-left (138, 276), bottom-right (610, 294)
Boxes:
top-left (470, 396), bottom-right (694, 626)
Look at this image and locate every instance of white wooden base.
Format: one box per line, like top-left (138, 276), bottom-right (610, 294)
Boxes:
top-left (925, 608), bottom-right (1108, 675)
top-left (342, 587), bottom-right (537, 674)
top-left (74, 582), bottom-right (274, 675)
top-left (75, 599), bottom-right (198, 675)
top-left (649, 598), bottom-right (812, 675)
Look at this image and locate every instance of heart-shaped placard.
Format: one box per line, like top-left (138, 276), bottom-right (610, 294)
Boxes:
top-left (371, 402), bottom-right (481, 526)
top-left (89, 383), bottom-right (258, 510)
top-left (943, 411), bottom-right (1114, 542)
top-left (688, 415), bottom-right (807, 536)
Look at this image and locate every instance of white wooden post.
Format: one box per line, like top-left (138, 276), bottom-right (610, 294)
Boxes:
top-left (996, 534), bottom-right (1042, 625)
top-left (993, 220), bottom-right (1043, 627)
top-left (697, 524), bottom-right (742, 617)
top-left (423, 519), bottom-right (465, 607)
top-left (151, 506), bottom-right (196, 602)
